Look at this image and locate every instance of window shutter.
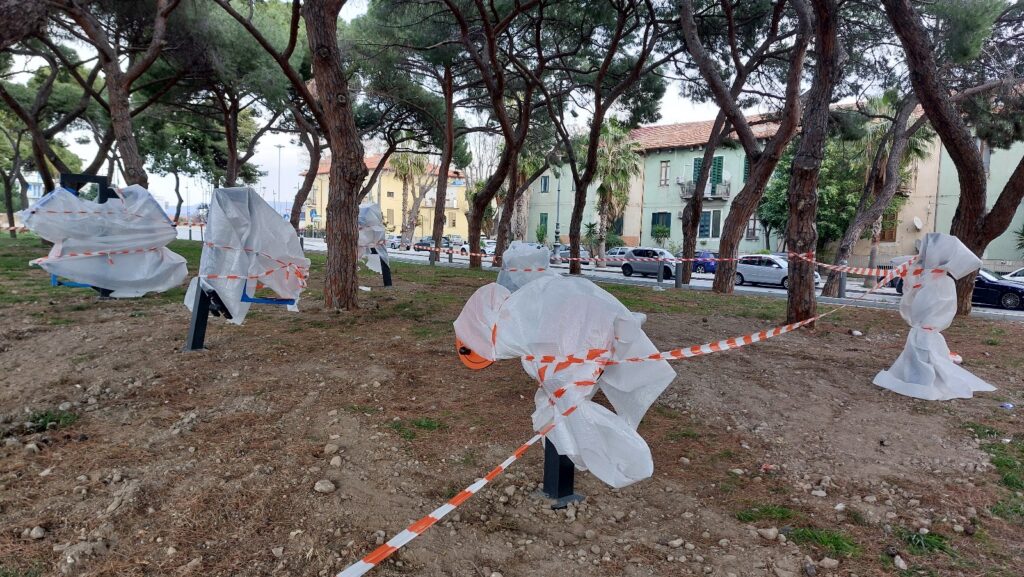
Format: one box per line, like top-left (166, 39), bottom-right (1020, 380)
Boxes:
top-left (743, 155), bottom-right (750, 182)
top-left (711, 157), bottom-right (724, 185)
top-left (692, 158), bottom-right (702, 181)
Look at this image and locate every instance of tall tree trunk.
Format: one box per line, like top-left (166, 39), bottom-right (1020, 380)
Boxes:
top-left (681, 113), bottom-right (726, 284)
top-left (172, 169), bottom-right (183, 223)
top-left (3, 173), bottom-right (16, 238)
top-left (785, 0), bottom-right (841, 324)
top-left (430, 65), bottom-right (455, 264)
top-left (305, 0), bottom-right (368, 310)
top-left (468, 139), bottom-right (522, 268)
top-left (400, 176), bottom-right (412, 246)
top-left (289, 136), bottom-right (320, 233)
top-left (30, 141), bottom-right (55, 192)
top-left (223, 96), bottom-right (241, 187)
top-left (105, 75), bottom-right (148, 187)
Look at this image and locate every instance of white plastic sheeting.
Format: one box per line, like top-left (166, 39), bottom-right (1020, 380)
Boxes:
top-left (496, 241), bottom-right (556, 292)
top-left (20, 185), bottom-right (187, 297)
top-left (185, 187), bottom-right (310, 324)
top-left (358, 203), bottom-right (389, 275)
top-left (454, 275), bottom-right (676, 488)
top-left (874, 233), bottom-right (996, 400)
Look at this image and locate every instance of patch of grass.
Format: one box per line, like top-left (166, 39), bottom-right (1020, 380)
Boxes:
top-left (388, 421), bottom-right (416, 440)
top-left (990, 497), bottom-right (1024, 524)
top-left (457, 449), bottom-right (478, 467)
top-left (964, 422), bottom-right (1000, 439)
top-left (788, 527), bottom-right (859, 557)
top-left (345, 404), bottom-right (379, 415)
top-left (736, 504), bottom-right (796, 523)
top-left (0, 565), bottom-right (43, 577)
top-left (651, 405), bottom-right (679, 419)
top-left (898, 528), bottom-right (954, 556)
top-left (667, 427), bottom-right (699, 441)
top-left (48, 317), bottom-right (74, 325)
top-left (26, 409), bottom-right (78, 433)
top-left (984, 338), bottom-right (1001, 346)
top-left (410, 417), bottom-right (444, 431)
top-left (845, 506), bottom-right (869, 526)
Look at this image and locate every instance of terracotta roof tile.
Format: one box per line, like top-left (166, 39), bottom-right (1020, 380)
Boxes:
top-left (629, 115), bottom-right (778, 151)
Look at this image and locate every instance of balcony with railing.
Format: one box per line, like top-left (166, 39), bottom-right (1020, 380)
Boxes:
top-left (678, 179), bottom-right (731, 201)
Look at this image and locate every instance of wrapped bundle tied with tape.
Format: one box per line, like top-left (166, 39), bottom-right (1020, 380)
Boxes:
top-left (454, 275), bottom-right (676, 488)
top-left (20, 185), bottom-right (187, 297)
top-left (496, 240), bottom-right (556, 292)
top-left (874, 233), bottom-right (996, 400)
top-left (185, 187), bottom-right (310, 324)
top-left (357, 203), bottom-right (389, 274)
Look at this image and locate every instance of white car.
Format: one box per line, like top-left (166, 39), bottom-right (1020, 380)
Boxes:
top-left (460, 239), bottom-right (496, 256)
top-left (735, 254), bottom-right (821, 289)
top-left (386, 234), bottom-right (403, 249)
top-left (1004, 267), bottom-right (1024, 284)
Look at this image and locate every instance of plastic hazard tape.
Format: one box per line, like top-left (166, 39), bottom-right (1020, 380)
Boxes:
top-left (789, 251), bottom-right (911, 277)
top-left (30, 247), bottom-right (163, 266)
top-left (337, 415), bottom-right (566, 577)
top-left (201, 242), bottom-right (309, 284)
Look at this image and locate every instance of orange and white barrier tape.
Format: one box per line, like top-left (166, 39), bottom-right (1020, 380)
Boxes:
top-left (789, 251), bottom-right (912, 277)
top-left (25, 207), bottom-right (176, 227)
top-left (30, 247), bottom-right (164, 266)
top-left (337, 413), bottom-right (568, 577)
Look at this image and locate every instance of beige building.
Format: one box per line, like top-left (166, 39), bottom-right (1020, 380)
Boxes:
top-left (301, 154), bottom-right (467, 241)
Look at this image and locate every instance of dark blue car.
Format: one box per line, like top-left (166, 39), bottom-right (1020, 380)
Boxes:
top-left (895, 269), bottom-right (1024, 309)
top-left (691, 250), bottom-right (718, 274)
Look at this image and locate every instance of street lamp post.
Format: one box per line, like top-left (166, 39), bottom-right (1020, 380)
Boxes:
top-left (275, 143), bottom-right (284, 217)
top-left (554, 178), bottom-right (561, 244)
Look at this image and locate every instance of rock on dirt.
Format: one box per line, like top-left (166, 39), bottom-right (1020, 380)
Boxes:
top-left (29, 526), bottom-right (46, 539)
top-left (818, 557), bottom-right (839, 569)
top-left (757, 527), bottom-right (779, 541)
top-left (314, 479), bottom-right (336, 493)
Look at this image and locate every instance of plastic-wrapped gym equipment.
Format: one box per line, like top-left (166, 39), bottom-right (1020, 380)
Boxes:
top-left (184, 187), bottom-right (309, 324)
top-left (496, 241), bottom-right (556, 292)
top-left (20, 185), bottom-right (187, 297)
top-left (455, 275), bottom-right (676, 488)
top-left (874, 233), bottom-right (996, 400)
top-left (358, 203), bottom-right (390, 275)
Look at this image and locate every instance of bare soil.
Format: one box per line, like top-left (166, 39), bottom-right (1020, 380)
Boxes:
top-left (2, 237), bottom-right (1022, 577)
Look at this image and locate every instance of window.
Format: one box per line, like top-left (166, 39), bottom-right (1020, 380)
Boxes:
top-left (448, 211), bottom-right (456, 227)
top-left (651, 211), bottom-right (671, 229)
top-left (540, 175), bottom-right (550, 193)
top-left (880, 211), bottom-right (897, 242)
top-left (659, 160), bottom-right (670, 186)
top-left (386, 190), bottom-right (395, 198)
top-left (386, 208), bottom-right (394, 225)
top-left (692, 156), bottom-right (724, 184)
top-left (612, 215), bottom-right (624, 235)
top-left (299, 211), bottom-right (306, 222)
top-left (540, 213), bottom-right (548, 228)
top-left (745, 214), bottom-right (759, 239)
top-left (743, 155), bottom-right (751, 183)
top-left (699, 209), bottom-right (722, 239)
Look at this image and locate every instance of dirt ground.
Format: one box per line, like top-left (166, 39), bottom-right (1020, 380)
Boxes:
top-left (2, 236), bottom-right (1023, 577)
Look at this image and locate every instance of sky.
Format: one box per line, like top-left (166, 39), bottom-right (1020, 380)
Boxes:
top-left (54, 0), bottom-right (723, 213)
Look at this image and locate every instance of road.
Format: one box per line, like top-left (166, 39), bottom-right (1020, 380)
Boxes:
top-left (293, 238), bottom-right (1024, 322)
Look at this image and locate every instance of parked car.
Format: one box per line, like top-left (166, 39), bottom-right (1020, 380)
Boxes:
top-left (897, 268), bottom-right (1024, 309)
top-left (448, 234), bottom-right (465, 246)
top-left (686, 250), bottom-right (719, 274)
top-left (1004, 266), bottom-right (1024, 284)
top-left (549, 243), bottom-right (591, 265)
top-left (460, 239), bottom-right (496, 255)
top-left (413, 236), bottom-right (451, 251)
top-left (621, 247), bottom-right (675, 279)
top-left (386, 234), bottom-right (403, 249)
top-left (734, 254), bottom-right (821, 289)
top-left (603, 246), bottom-right (633, 267)
top-left (972, 269), bottom-right (1024, 309)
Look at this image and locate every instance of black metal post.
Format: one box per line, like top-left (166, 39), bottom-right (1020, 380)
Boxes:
top-left (675, 262), bottom-right (683, 289)
top-left (542, 439), bottom-right (584, 509)
top-left (656, 258), bottom-right (664, 283)
top-left (184, 287), bottom-right (211, 351)
top-left (370, 248), bottom-right (392, 287)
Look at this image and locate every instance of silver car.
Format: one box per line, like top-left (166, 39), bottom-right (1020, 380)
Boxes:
top-left (622, 247), bottom-right (676, 279)
top-left (735, 254), bottom-right (820, 289)
top-left (603, 246), bottom-right (634, 267)
top-left (1005, 267), bottom-right (1024, 284)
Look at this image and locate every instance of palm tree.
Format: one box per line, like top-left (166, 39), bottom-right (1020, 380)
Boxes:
top-left (391, 149), bottom-right (427, 248)
top-left (593, 122), bottom-right (641, 265)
